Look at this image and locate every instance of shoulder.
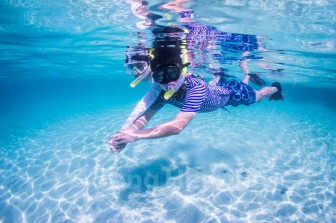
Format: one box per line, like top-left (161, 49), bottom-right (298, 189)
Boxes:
top-left (180, 77), bottom-right (207, 112)
top-left (186, 76), bottom-right (207, 91)
top-left (184, 76), bottom-right (207, 99)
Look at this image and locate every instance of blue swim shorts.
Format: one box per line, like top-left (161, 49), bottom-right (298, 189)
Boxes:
top-left (223, 80), bottom-right (256, 106)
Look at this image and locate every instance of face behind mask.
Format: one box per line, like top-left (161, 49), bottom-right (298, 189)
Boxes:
top-left (152, 64), bottom-right (181, 84)
top-left (125, 61), bottom-right (152, 87)
top-left (125, 61), bottom-right (149, 77)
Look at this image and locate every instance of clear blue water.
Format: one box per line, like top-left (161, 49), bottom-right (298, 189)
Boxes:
top-left (1, 0), bottom-right (336, 222)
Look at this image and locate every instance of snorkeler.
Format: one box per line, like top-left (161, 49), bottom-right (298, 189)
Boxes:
top-left (109, 47), bottom-right (283, 152)
top-left (110, 0), bottom-right (280, 152)
top-left (119, 22), bottom-right (267, 127)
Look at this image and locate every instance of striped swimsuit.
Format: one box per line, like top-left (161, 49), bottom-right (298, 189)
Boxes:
top-left (150, 76), bottom-right (256, 113)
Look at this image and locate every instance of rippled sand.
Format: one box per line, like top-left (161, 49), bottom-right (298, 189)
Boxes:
top-left (1, 98), bottom-right (335, 223)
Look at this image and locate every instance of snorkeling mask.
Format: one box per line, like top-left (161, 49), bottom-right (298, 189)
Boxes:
top-left (153, 62), bottom-right (190, 100)
top-left (125, 61), bottom-right (151, 87)
top-left (152, 64), bottom-right (181, 84)
top-left (125, 61), bottom-right (148, 75)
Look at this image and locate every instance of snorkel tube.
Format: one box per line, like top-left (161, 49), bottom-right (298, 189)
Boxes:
top-left (164, 36), bottom-right (189, 100)
top-left (130, 67), bottom-right (151, 88)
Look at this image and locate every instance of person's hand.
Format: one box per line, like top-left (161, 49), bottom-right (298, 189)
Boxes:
top-left (109, 134), bottom-right (127, 153)
top-left (109, 141), bottom-right (127, 153)
top-left (108, 129), bottom-right (139, 153)
top-left (113, 129), bottom-right (139, 144)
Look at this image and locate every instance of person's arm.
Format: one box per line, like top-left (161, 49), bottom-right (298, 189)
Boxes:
top-left (113, 111), bottom-right (196, 145)
top-left (109, 85), bottom-right (163, 153)
top-left (109, 85), bottom-right (160, 153)
top-left (109, 108), bottom-right (157, 153)
top-left (121, 84), bottom-right (161, 130)
top-left (126, 107), bottom-right (157, 131)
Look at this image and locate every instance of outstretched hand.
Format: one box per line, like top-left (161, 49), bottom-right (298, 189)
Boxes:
top-left (113, 129), bottom-right (139, 144)
top-left (109, 141), bottom-right (127, 153)
top-left (109, 129), bottom-right (139, 153)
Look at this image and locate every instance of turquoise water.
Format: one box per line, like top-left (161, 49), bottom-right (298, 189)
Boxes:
top-left (1, 0), bottom-right (336, 222)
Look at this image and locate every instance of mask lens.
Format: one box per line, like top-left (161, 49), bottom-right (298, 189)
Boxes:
top-left (153, 70), bottom-right (165, 83)
top-left (125, 62), bottom-right (148, 76)
top-left (166, 67), bottom-right (180, 82)
top-left (133, 62), bottom-right (147, 73)
top-left (153, 65), bottom-right (180, 84)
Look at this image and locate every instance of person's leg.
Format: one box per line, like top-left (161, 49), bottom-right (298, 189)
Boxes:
top-left (242, 73), bottom-right (250, 84)
top-left (255, 86), bottom-right (277, 102)
top-left (242, 72), bottom-right (266, 86)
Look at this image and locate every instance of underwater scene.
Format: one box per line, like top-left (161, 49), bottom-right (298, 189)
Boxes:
top-left (0, 0), bottom-right (335, 222)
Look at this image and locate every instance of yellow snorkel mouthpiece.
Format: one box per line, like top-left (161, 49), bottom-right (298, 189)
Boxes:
top-left (130, 77), bottom-right (142, 88)
top-left (164, 88), bottom-right (176, 100)
top-left (163, 64), bottom-right (189, 100)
